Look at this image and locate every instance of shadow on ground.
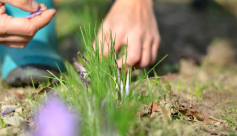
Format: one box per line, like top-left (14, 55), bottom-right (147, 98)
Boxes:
top-left (153, 0), bottom-right (237, 74)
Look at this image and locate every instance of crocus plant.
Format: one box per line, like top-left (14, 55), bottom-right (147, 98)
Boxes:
top-left (115, 60), bottom-right (130, 98)
top-left (73, 52), bottom-right (130, 100)
top-left (73, 52), bottom-right (90, 84)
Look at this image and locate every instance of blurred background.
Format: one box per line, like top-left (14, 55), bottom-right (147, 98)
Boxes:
top-left (54, 0), bottom-right (237, 74)
top-left (54, 0), bottom-right (111, 62)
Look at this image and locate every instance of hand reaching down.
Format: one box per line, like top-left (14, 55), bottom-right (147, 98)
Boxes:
top-left (97, 0), bottom-right (160, 68)
top-left (0, 0), bottom-right (56, 48)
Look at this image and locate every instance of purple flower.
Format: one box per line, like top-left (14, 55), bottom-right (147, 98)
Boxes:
top-left (73, 58), bottom-right (90, 84)
top-left (73, 58), bottom-right (87, 78)
top-left (25, 7), bottom-right (47, 19)
top-left (34, 99), bottom-right (79, 136)
top-left (1, 107), bottom-right (17, 116)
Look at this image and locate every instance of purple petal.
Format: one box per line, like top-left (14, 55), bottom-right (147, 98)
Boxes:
top-left (25, 7), bottom-right (47, 19)
top-left (73, 58), bottom-right (87, 74)
top-left (73, 58), bottom-right (90, 84)
top-left (79, 70), bottom-right (85, 77)
top-left (1, 107), bottom-right (17, 116)
top-left (77, 52), bottom-right (88, 63)
top-left (73, 58), bottom-right (87, 79)
top-left (34, 99), bottom-right (78, 136)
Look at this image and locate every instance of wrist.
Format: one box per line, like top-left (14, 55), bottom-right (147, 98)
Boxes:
top-left (116, 0), bottom-right (153, 5)
top-left (115, 0), bottom-right (153, 9)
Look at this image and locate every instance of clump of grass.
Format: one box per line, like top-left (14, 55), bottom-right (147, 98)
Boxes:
top-left (56, 26), bottom-right (136, 135)
top-left (219, 102), bottom-right (237, 132)
top-left (53, 25), bottom-right (168, 135)
top-left (22, 22), bottom-right (167, 135)
top-left (191, 56), bottom-right (210, 101)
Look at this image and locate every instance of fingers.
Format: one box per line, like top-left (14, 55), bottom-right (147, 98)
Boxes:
top-left (114, 32), bottom-right (124, 52)
top-left (95, 27), bottom-right (110, 56)
top-left (117, 31), bottom-right (143, 68)
top-left (0, 0), bottom-right (39, 12)
top-left (1, 9), bottom-right (56, 36)
top-left (101, 29), bottom-right (111, 56)
top-left (0, 8), bottom-right (55, 48)
top-left (117, 31), bottom-right (159, 69)
top-left (151, 36), bottom-right (160, 64)
top-left (96, 26), bottom-right (125, 57)
top-left (0, 2), bottom-right (5, 14)
top-left (137, 33), bottom-right (152, 68)
top-left (1, 41), bottom-right (28, 48)
top-left (102, 32), bottom-right (124, 56)
top-left (0, 34), bottom-right (31, 43)
top-left (30, 9), bottom-right (56, 30)
top-left (138, 34), bottom-right (160, 67)
top-left (95, 26), bottom-right (159, 69)
top-left (39, 4), bottom-right (46, 8)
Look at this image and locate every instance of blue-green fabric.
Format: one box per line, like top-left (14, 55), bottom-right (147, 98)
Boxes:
top-left (0, 0), bottom-right (65, 79)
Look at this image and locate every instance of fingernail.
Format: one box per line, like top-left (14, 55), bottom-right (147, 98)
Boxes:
top-left (32, 1), bottom-right (39, 9)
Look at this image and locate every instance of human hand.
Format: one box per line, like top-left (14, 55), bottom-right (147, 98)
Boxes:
top-left (97, 0), bottom-right (160, 68)
top-left (0, 0), bottom-right (56, 48)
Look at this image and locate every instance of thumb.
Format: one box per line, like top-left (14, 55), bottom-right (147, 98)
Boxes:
top-left (1, 0), bottom-right (39, 12)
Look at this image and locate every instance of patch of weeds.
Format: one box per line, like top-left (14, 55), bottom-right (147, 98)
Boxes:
top-left (220, 103), bottom-right (237, 132)
top-left (191, 56), bottom-right (210, 101)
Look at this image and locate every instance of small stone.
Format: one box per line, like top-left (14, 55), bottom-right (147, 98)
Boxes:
top-left (0, 127), bottom-right (21, 135)
top-left (29, 122), bottom-right (35, 128)
top-left (164, 104), bottom-right (170, 111)
top-left (138, 105), bottom-right (150, 117)
top-left (14, 107), bottom-right (23, 116)
top-left (3, 116), bottom-right (25, 127)
top-left (0, 128), bottom-right (9, 135)
top-left (214, 122), bottom-right (221, 126)
top-left (149, 130), bottom-right (163, 136)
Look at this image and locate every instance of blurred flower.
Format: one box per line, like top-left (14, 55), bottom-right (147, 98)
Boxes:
top-left (34, 98), bottom-right (79, 136)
